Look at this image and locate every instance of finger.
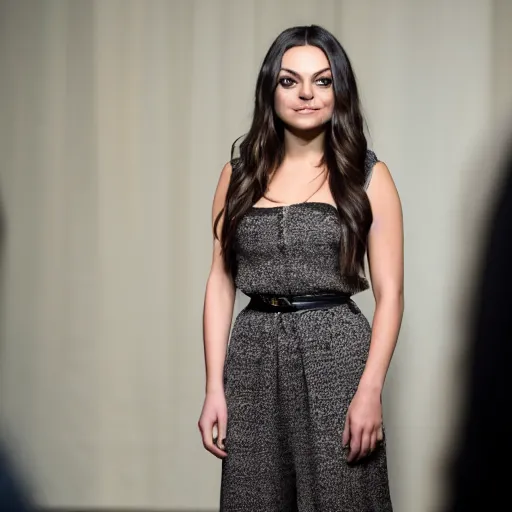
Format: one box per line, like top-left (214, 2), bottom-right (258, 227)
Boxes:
top-left (205, 435), bottom-right (227, 458)
top-left (211, 421), bottom-right (228, 458)
top-left (348, 423), bottom-right (362, 463)
top-left (342, 414), bottom-right (351, 448)
top-left (358, 430), bottom-right (371, 461)
top-left (217, 412), bottom-right (227, 451)
top-left (212, 423), bottom-right (218, 445)
top-left (377, 424), bottom-right (384, 443)
top-left (370, 431), bottom-right (378, 454)
top-left (201, 420), bottom-right (227, 459)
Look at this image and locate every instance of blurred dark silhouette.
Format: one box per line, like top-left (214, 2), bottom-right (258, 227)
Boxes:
top-left (0, 189), bottom-right (34, 511)
top-left (444, 137), bottom-right (512, 511)
top-left (0, 445), bottom-right (34, 511)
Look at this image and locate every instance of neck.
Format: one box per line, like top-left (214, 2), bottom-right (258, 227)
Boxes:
top-left (283, 125), bottom-right (325, 164)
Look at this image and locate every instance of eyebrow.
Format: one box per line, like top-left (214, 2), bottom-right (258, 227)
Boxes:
top-left (279, 67), bottom-right (331, 78)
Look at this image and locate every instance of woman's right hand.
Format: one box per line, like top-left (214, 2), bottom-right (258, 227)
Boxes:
top-left (198, 389), bottom-right (228, 459)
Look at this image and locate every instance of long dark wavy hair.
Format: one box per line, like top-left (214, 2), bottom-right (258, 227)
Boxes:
top-left (214, 25), bottom-right (373, 285)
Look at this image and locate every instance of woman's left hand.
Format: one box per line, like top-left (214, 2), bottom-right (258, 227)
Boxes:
top-left (342, 388), bottom-right (384, 463)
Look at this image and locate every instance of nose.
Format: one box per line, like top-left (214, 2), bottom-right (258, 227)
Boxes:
top-left (299, 82), bottom-right (313, 101)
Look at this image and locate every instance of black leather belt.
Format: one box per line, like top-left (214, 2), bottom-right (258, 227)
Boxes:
top-left (246, 292), bottom-right (351, 313)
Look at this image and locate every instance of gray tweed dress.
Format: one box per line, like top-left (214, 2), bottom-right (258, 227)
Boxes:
top-left (220, 150), bottom-right (393, 511)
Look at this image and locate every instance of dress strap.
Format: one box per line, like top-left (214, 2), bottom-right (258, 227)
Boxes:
top-left (364, 149), bottom-right (379, 189)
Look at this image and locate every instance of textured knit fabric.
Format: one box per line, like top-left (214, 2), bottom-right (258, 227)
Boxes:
top-left (220, 149), bottom-right (393, 511)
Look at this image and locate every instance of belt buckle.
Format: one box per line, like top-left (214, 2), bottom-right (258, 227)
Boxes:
top-left (270, 296), bottom-right (292, 307)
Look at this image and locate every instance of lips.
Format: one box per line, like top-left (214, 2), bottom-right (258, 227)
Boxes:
top-left (295, 107), bottom-right (319, 113)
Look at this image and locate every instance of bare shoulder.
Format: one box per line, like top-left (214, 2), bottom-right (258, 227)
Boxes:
top-left (220, 160), bottom-right (234, 180)
top-left (366, 160), bottom-right (401, 206)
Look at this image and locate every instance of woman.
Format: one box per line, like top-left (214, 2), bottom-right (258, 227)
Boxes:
top-left (198, 24), bottom-right (403, 511)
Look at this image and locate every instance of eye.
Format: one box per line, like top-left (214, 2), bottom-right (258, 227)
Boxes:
top-left (316, 77), bottom-right (333, 87)
top-left (278, 77), bottom-right (296, 88)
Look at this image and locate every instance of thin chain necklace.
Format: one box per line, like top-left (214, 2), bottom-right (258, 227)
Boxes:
top-left (263, 168), bottom-right (328, 204)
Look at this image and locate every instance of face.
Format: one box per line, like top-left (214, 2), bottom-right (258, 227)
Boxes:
top-left (274, 45), bottom-right (334, 131)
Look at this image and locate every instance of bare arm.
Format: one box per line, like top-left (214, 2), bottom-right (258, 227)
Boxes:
top-left (343, 160), bottom-right (404, 463)
top-left (359, 160), bottom-right (404, 393)
top-left (202, 161), bottom-right (237, 394)
top-left (198, 161), bottom-right (237, 459)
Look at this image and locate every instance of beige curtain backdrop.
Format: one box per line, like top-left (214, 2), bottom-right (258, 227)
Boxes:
top-left (0, 0), bottom-right (510, 510)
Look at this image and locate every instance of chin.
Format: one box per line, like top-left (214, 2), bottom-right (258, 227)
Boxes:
top-left (285, 118), bottom-right (328, 133)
